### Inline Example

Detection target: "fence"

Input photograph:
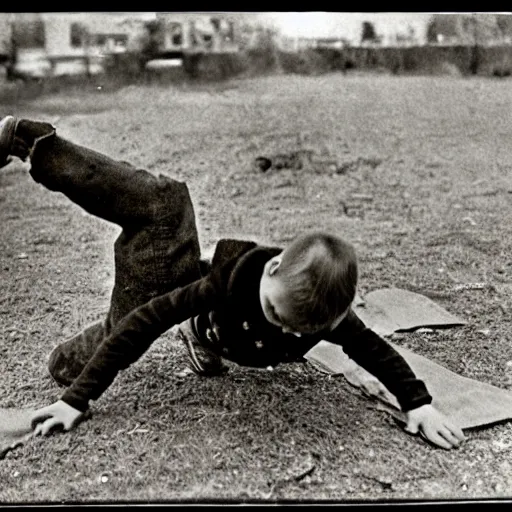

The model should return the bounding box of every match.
[172,43,512,79]
[317,44,512,76]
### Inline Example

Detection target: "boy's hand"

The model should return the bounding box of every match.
[405,404,466,449]
[30,400,84,436]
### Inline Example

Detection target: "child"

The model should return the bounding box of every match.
[0,116,465,450]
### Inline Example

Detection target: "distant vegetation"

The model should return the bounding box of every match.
[1,14,512,106]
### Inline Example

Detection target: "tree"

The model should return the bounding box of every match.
[361,21,377,43]
[426,20,438,43]
[496,13,512,40]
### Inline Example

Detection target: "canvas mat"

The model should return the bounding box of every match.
[305,288,512,430]
[0,407,36,460]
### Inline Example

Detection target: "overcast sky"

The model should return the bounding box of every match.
[18,12,510,40]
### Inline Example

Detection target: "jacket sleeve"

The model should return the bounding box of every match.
[324,309,432,412]
[211,239,258,268]
[60,275,220,412]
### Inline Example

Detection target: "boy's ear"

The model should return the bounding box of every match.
[268,255,282,276]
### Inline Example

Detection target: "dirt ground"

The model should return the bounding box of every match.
[0,72,512,504]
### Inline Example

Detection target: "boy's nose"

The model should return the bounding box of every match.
[281,327,301,337]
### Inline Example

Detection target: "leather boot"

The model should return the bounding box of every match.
[0,116,56,168]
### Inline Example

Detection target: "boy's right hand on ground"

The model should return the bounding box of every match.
[30,400,84,436]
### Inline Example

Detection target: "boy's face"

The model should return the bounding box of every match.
[259,255,302,336]
[259,255,350,336]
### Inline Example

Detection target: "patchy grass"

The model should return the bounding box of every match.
[1,73,512,503]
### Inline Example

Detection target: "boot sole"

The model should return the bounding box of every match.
[176,327,228,377]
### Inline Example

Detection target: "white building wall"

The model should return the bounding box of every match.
[0,13,14,55]
[41,14,80,57]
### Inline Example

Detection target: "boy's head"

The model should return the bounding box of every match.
[259,231,358,335]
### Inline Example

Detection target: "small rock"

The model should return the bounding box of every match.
[176,367,194,378]
[254,156,272,172]
[350,193,374,202]
[16,253,28,260]
[99,472,110,483]
[462,216,477,226]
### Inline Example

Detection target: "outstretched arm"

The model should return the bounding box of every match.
[31,275,220,435]
[326,309,465,449]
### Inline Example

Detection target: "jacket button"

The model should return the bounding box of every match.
[242,321,250,330]
[255,340,263,349]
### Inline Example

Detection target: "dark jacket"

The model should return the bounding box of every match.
[61,239,432,414]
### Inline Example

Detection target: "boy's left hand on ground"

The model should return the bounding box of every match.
[30,400,84,436]
[405,404,466,450]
